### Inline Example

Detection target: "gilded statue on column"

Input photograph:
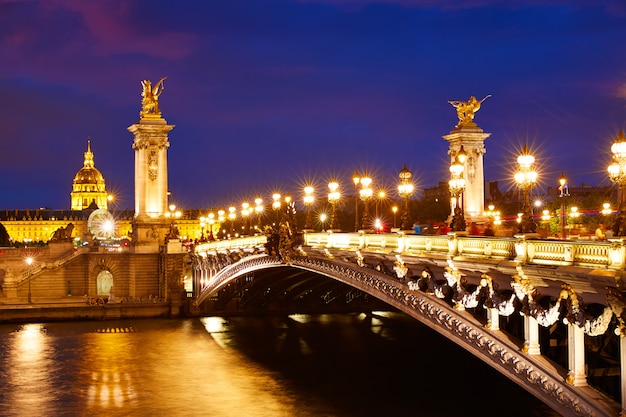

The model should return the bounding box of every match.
[448,94,491,128]
[140,77,166,117]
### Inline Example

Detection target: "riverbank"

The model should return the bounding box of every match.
[0,297,172,322]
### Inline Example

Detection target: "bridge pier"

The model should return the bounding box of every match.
[522,315,541,355]
[567,322,588,387]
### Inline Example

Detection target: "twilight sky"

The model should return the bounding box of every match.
[1,0,625,211]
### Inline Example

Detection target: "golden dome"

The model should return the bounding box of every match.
[74,166,104,184]
[71,139,108,210]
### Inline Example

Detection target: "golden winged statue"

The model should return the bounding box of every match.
[140,77,166,117]
[448,94,491,128]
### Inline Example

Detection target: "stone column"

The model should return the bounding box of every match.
[522,315,541,355]
[443,127,491,221]
[128,114,174,220]
[128,114,175,253]
[486,308,500,331]
[566,323,587,386]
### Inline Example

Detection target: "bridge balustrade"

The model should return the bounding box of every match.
[301,232,625,269]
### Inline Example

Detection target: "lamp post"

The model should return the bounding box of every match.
[514,146,538,234]
[303,185,315,230]
[320,213,327,231]
[608,130,626,236]
[26,256,33,304]
[272,193,281,225]
[392,206,398,229]
[228,206,236,237]
[328,179,340,231]
[165,204,182,239]
[397,164,414,230]
[541,209,551,235]
[217,209,225,239]
[359,173,373,230]
[375,190,386,219]
[241,202,250,235]
[353,170,361,232]
[207,212,215,240]
[199,216,206,240]
[558,172,569,238]
[254,197,263,231]
[569,206,580,236]
[449,148,467,232]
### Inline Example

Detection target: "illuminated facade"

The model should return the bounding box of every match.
[70,140,108,211]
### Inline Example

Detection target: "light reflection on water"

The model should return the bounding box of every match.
[0,315,560,417]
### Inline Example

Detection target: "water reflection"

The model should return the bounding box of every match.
[6,324,54,416]
[0,316,560,417]
[82,333,138,410]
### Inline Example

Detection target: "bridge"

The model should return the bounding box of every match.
[189,231,626,417]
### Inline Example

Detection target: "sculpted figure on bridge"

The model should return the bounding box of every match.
[448,94,491,128]
[140,77,166,117]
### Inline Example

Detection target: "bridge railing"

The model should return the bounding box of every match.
[189,231,625,269]
[194,235,268,253]
[303,231,626,269]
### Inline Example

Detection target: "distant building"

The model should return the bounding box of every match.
[70,140,109,211]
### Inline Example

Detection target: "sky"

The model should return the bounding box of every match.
[1,0,625,211]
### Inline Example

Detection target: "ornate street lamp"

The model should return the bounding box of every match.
[228,206,236,237]
[448,147,467,232]
[328,179,340,231]
[303,185,315,230]
[359,173,373,230]
[608,130,626,236]
[207,212,215,240]
[217,209,225,239]
[375,190,386,219]
[392,206,398,229]
[26,256,33,304]
[254,197,263,230]
[558,172,569,238]
[353,170,361,232]
[397,164,414,230]
[199,216,206,240]
[514,146,538,234]
[272,193,281,224]
[241,202,250,235]
[320,213,327,231]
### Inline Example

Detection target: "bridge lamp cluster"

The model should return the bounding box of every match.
[514,146,538,234]
[303,185,315,230]
[164,204,182,219]
[397,164,414,230]
[449,146,467,232]
[358,173,373,230]
[254,197,263,229]
[353,171,361,232]
[241,202,251,234]
[327,180,340,231]
[608,131,626,233]
[601,203,612,216]
[483,204,501,226]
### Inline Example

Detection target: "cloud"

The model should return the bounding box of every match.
[45,0,198,59]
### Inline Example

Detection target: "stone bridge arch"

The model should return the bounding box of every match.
[194,253,619,417]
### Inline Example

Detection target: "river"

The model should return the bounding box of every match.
[0,313,560,416]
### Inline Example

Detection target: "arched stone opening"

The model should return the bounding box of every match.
[96,269,114,296]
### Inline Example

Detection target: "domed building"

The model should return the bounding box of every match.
[71,140,108,210]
